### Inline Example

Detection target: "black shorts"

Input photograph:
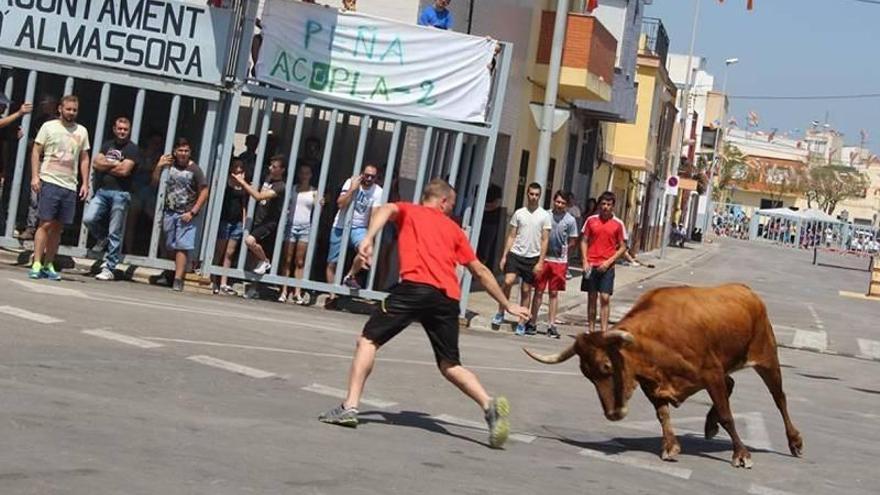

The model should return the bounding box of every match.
[504,253,538,285]
[362,281,461,366]
[38,181,76,225]
[581,267,615,295]
[249,221,278,242]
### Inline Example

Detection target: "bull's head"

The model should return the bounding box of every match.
[524,330,637,421]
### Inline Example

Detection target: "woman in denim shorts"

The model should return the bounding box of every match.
[279,164,318,304]
[212,160,247,294]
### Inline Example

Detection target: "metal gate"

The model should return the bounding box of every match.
[1,1,512,315]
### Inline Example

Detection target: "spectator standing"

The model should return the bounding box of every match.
[211,159,247,295]
[580,191,627,333]
[318,179,530,451]
[18,94,58,240]
[531,191,578,339]
[326,164,383,291]
[236,134,259,179]
[234,155,287,276]
[153,138,208,292]
[28,95,90,281]
[127,131,163,252]
[418,0,453,30]
[0,96,31,232]
[476,183,503,270]
[83,117,140,281]
[492,182,551,336]
[279,164,317,304]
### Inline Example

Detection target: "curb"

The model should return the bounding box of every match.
[466,245,717,333]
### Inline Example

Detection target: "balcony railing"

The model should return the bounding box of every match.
[641,17,669,67]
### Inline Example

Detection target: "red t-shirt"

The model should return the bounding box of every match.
[395,202,476,301]
[582,214,627,266]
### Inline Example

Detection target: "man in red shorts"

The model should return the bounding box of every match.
[531,191,579,338]
[580,191,628,333]
[318,179,530,449]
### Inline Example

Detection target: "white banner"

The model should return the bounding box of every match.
[256,0,497,123]
[0,0,232,86]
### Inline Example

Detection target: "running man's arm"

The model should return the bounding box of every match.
[534,228,549,272]
[0,102,31,129]
[466,259,530,320]
[580,235,590,270]
[356,203,399,262]
[109,158,136,177]
[92,153,114,172]
[599,237,628,272]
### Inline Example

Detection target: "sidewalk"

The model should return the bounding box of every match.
[466,241,718,332]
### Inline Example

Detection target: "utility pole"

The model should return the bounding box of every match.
[533,0,570,199]
[701,57,738,241]
[660,0,701,259]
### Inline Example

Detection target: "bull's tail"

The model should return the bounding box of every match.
[523,344,576,364]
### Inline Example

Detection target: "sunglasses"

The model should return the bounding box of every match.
[363,173,377,179]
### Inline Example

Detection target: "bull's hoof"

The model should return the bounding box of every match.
[789,434,804,457]
[731,450,753,469]
[660,442,681,461]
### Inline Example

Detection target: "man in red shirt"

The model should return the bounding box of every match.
[580,191,628,333]
[318,179,530,449]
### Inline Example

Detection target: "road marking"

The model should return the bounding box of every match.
[432,414,536,444]
[748,483,799,495]
[186,355,275,379]
[302,383,398,409]
[617,412,773,450]
[857,339,880,360]
[82,329,164,349]
[6,278,89,298]
[790,329,828,352]
[578,448,692,479]
[805,303,824,330]
[145,337,581,376]
[0,305,63,324]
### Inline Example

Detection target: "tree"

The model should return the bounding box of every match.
[804,166,870,215]
[714,143,746,201]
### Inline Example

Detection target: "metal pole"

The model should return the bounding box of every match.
[533,0,569,198]
[660,0,700,259]
[702,59,737,242]
[3,70,36,238]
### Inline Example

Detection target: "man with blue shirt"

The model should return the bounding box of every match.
[419,0,453,30]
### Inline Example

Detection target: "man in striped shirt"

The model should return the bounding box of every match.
[580,191,628,333]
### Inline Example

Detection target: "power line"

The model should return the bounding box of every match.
[730,93,880,101]
[852,0,880,5]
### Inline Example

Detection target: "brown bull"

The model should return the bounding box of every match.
[524,283,803,468]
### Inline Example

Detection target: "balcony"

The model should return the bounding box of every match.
[532,11,617,102]
[640,17,669,67]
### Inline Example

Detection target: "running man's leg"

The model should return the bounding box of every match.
[548,290,559,326]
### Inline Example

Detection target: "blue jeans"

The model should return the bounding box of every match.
[83,189,130,270]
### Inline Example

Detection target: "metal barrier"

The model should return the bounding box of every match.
[0,65,223,272]
[1,0,513,316]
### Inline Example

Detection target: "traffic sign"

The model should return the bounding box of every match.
[666,175,680,196]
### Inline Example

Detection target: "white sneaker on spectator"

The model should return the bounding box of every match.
[95,268,114,281]
[253,260,271,275]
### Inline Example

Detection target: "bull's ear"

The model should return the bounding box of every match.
[605,329,635,347]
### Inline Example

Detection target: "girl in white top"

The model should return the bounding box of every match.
[279,164,318,304]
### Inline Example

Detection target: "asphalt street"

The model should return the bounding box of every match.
[1,239,878,494]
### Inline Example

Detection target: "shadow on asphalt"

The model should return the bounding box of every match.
[358,410,489,448]
[543,425,787,465]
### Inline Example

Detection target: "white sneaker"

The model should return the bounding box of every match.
[95,268,114,281]
[253,260,271,275]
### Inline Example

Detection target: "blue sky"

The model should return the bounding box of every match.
[646,0,880,153]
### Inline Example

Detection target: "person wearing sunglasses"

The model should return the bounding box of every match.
[326,164,383,296]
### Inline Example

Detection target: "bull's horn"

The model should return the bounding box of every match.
[522,344,576,364]
[605,330,635,345]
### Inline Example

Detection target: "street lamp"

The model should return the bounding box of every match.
[700,56,740,242]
